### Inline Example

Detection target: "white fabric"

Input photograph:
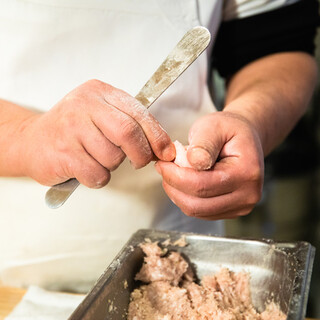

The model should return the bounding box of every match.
[0,0,223,293]
[4,286,84,320]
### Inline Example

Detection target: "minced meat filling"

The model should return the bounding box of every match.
[127,242,286,320]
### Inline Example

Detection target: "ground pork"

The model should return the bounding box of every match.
[127,242,286,320]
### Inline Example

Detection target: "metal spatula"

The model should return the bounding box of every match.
[45,26,211,209]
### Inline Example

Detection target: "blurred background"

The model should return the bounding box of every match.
[213,23,320,318]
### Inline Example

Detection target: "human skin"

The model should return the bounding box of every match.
[0,79,175,187]
[155,52,318,220]
[0,53,317,220]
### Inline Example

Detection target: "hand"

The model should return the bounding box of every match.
[155,111,264,220]
[18,80,175,187]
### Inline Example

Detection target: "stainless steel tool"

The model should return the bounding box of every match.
[45,26,211,209]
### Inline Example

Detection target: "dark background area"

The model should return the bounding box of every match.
[222,25,320,318]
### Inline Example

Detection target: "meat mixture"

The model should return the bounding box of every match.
[127,242,286,320]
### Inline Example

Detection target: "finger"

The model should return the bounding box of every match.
[155,160,234,198]
[91,99,154,169]
[79,120,126,171]
[187,115,225,170]
[103,84,175,161]
[62,145,111,189]
[162,181,256,220]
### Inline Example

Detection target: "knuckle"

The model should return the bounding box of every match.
[120,118,141,140]
[247,190,262,207]
[130,154,153,169]
[61,111,78,130]
[55,138,70,155]
[86,78,104,88]
[150,130,165,144]
[237,207,253,217]
[63,91,83,105]
[78,79,107,97]
[151,132,171,154]
[163,174,175,188]
[108,152,126,171]
[182,205,198,218]
[242,161,263,183]
[132,100,146,112]
[193,180,209,197]
[141,155,153,167]
[63,92,90,114]
[249,166,262,183]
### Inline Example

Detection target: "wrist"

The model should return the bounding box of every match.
[223,97,270,157]
[0,110,40,177]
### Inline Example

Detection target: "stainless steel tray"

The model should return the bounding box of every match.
[69,229,315,320]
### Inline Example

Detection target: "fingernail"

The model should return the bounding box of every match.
[94,174,110,188]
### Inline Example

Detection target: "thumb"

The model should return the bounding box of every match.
[187,115,223,171]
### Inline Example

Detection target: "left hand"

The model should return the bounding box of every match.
[155,111,264,220]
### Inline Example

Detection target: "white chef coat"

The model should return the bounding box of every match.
[0,0,299,292]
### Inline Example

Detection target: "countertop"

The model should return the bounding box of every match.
[0,286,317,320]
[0,287,25,319]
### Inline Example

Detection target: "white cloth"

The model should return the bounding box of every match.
[4,286,84,320]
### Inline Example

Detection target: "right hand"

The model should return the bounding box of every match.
[18,79,175,187]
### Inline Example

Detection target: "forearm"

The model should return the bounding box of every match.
[0,99,39,176]
[224,52,318,156]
